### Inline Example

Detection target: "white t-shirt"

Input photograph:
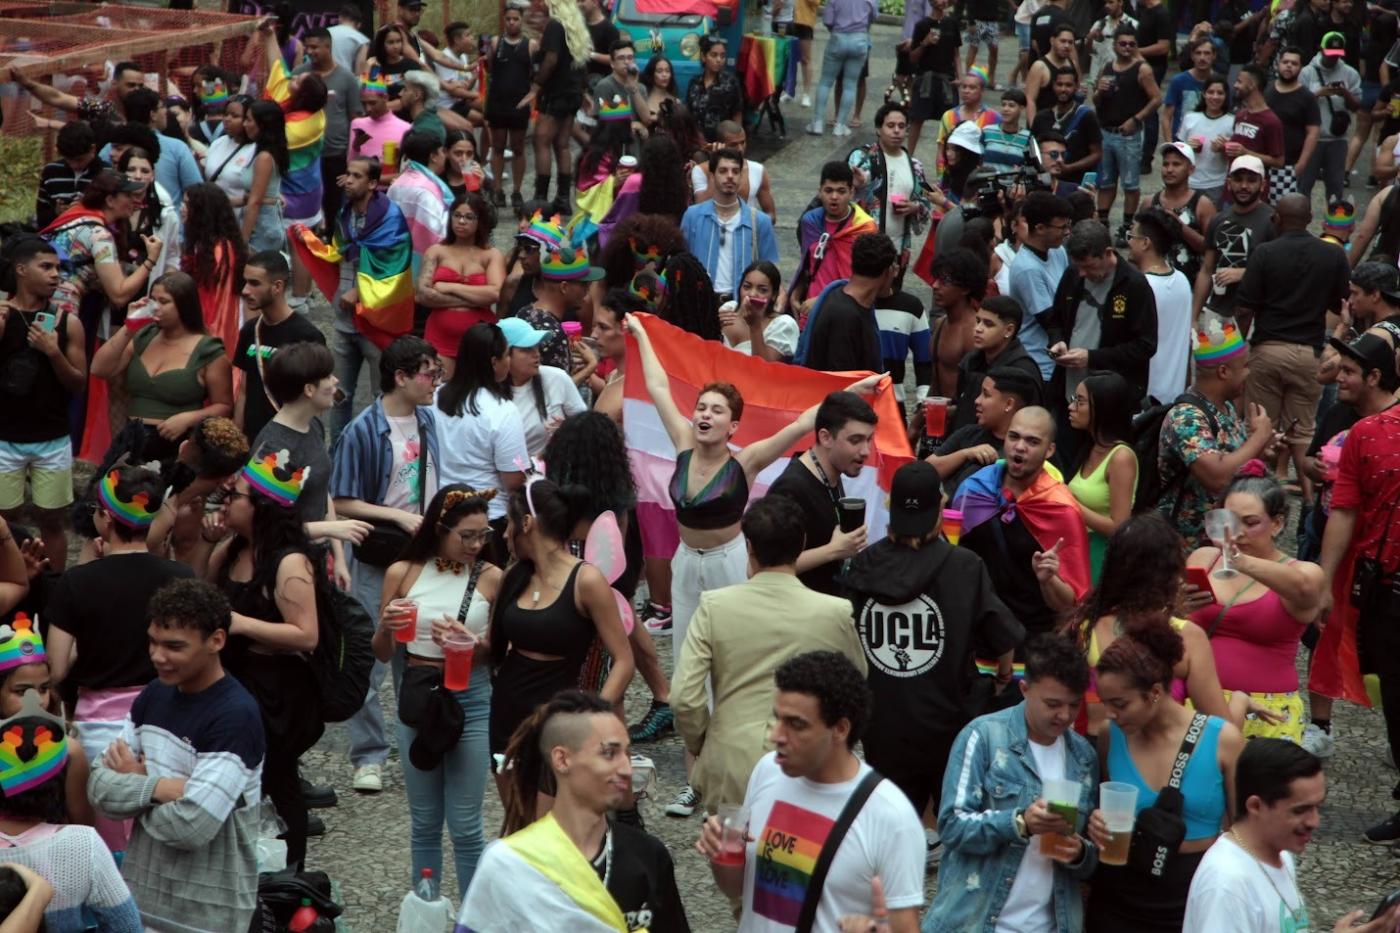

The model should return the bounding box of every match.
[1179,112,1236,191]
[432,49,478,111]
[995,737,1066,933]
[434,387,529,520]
[328,23,369,74]
[204,136,256,206]
[510,365,587,457]
[1184,836,1310,933]
[1145,267,1193,404]
[883,151,915,243]
[383,414,437,511]
[1014,0,1043,25]
[738,753,925,933]
[714,211,743,294]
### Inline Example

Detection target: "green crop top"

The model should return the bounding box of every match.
[124,326,226,421]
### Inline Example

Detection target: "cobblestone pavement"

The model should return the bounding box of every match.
[291,21,1398,930]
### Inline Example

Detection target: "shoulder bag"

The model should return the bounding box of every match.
[353,419,429,567]
[1127,712,1208,877]
[793,770,885,933]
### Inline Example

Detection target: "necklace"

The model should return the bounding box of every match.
[1226,830,1308,927]
[590,827,614,887]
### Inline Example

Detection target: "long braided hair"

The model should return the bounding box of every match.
[500,690,616,834]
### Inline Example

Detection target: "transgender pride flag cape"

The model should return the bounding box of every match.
[264,59,326,224]
[623,314,912,540]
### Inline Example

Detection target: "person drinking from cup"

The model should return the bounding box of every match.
[372,485,501,899]
[1084,618,1243,933]
[924,634,1098,933]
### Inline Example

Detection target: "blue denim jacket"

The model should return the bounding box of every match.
[679,199,780,295]
[923,703,1099,933]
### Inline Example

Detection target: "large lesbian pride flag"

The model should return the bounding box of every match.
[623,314,912,540]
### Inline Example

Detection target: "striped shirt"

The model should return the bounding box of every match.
[35,158,106,229]
[981,126,1034,169]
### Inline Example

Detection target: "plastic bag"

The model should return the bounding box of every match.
[396,890,453,932]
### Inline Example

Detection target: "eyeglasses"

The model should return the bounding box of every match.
[411,365,444,383]
[1125,231,1149,242]
[440,524,494,546]
[452,212,477,222]
[1068,396,1088,408]
[1044,150,1066,160]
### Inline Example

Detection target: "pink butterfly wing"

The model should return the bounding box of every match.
[584,511,626,585]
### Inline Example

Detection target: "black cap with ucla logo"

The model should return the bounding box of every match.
[888,460,944,537]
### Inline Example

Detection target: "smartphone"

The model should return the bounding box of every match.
[1185,566,1215,601]
[33,312,56,333]
[1081,171,1097,189]
[1371,889,1400,921]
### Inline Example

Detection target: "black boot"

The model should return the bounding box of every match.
[533,173,551,203]
[554,173,574,216]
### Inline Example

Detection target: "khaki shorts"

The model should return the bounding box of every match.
[1246,341,1323,446]
[0,437,74,511]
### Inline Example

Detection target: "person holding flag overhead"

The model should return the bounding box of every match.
[957,407,1092,649]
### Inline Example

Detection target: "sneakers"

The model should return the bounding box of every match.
[1300,723,1334,759]
[806,119,824,136]
[351,763,383,794]
[1113,222,1130,250]
[665,784,700,818]
[1365,813,1400,845]
[925,827,943,872]
[492,188,506,207]
[628,700,675,743]
[833,123,852,138]
[641,601,672,633]
[801,93,812,108]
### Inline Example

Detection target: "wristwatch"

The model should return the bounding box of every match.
[1013,808,1029,840]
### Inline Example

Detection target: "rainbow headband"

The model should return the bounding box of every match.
[518,211,565,250]
[0,692,69,797]
[599,94,633,122]
[628,237,666,270]
[541,246,590,281]
[1194,321,1247,365]
[1325,201,1355,231]
[967,65,989,87]
[360,68,388,97]
[200,79,230,108]
[0,616,44,674]
[241,449,307,507]
[98,469,159,529]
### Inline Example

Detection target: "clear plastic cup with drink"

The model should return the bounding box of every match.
[1039,777,1081,861]
[441,630,476,691]
[1098,781,1139,866]
[389,598,419,644]
[712,804,749,867]
[924,396,950,438]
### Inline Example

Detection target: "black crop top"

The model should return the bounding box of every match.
[668,449,750,530]
[499,562,595,658]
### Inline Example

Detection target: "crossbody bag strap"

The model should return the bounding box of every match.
[253,316,281,415]
[208,142,251,184]
[456,559,486,623]
[1165,713,1208,793]
[413,416,429,516]
[794,770,884,933]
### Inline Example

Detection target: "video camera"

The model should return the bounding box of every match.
[963,138,1053,220]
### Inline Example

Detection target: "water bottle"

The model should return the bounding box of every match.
[396,867,452,932]
[288,898,319,932]
[416,868,436,902]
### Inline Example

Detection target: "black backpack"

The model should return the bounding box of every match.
[1131,391,1219,519]
[310,585,375,724]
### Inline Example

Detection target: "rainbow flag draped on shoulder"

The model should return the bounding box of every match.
[289,190,414,348]
[264,59,326,223]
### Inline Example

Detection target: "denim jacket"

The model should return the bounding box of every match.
[924,702,1099,933]
[679,199,780,295]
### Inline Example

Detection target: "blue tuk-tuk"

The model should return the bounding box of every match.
[611,0,748,94]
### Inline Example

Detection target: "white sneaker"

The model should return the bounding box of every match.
[351,763,383,793]
[1300,723,1335,759]
[925,827,943,871]
[806,120,824,136]
[503,148,514,160]
[665,784,700,817]
[833,123,852,137]
[801,93,812,108]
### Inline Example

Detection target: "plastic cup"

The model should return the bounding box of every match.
[712,803,748,866]
[1040,777,1081,861]
[1098,781,1139,866]
[924,397,950,437]
[442,631,476,691]
[941,508,963,546]
[837,497,866,533]
[464,171,482,192]
[390,598,418,644]
[561,320,584,343]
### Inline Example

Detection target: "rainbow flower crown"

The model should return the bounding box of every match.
[0,691,69,797]
[0,615,44,674]
[200,79,229,108]
[360,67,388,97]
[1194,320,1247,365]
[628,270,666,309]
[98,469,160,529]
[241,448,308,507]
[599,94,633,122]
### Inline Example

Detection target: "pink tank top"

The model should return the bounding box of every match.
[1190,569,1306,695]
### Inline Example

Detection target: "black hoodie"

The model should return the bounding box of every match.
[840,537,1023,751]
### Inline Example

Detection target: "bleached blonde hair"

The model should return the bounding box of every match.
[546,0,593,70]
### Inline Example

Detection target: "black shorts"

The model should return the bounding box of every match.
[486,108,530,131]
[896,46,915,76]
[539,90,583,119]
[788,22,814,40]
[862,729,960,817]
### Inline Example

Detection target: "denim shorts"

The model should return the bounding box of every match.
[1099,128,1143,190]
[1016,21,1031,49]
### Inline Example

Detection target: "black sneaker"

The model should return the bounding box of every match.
[299,777,337,810]
[628,700,675,743]
[1364,813,1400,844]
[641,601,673,634]
[1369,175,1380,189]
[306,813,327,838]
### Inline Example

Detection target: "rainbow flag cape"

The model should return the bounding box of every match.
[289,191,414,347]
[957,461,1092,603]
[623,313,912,541]
[739,34,798,103]
[795,204,878,299]
[265,59,327,223]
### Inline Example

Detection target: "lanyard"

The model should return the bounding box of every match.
[809,449,842,521]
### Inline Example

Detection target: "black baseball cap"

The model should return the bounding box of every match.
[1328,333,1399,389]
[888,461,943,537]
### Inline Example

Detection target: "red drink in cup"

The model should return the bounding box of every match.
[712,804,748,866]
[924,397,950,437]
[464,170,482,193]
[442,631,476,691]
[390,598,418,644]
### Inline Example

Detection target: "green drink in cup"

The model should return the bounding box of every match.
[1040,777,1081,861]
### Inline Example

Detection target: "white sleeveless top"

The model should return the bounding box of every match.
[404,561,491,659]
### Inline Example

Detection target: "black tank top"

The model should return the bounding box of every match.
[499,562,595,660]
[1097,60,1151,128]
[1375,186,1400,265]
[487,36,533,113]
[0,307,69,443]
[508,272,537,316]
[1036,55,1079,113]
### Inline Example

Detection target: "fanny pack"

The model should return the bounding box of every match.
[354,431,428,568]
[1127,712,1207,878]
[397,561,483,769]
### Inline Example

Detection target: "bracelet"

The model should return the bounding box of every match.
[142,260,155,270]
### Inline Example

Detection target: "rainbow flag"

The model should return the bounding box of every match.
[751,800,834,924]
[264,59,327,223]
[739,34,798,103]
[289,191,415,347]
[623,313,911,541]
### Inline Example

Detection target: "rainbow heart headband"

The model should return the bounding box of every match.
[541,246,590,280]
[1194,320,1247,365]
[1325,201,1355,230]
[98,469,160,529]
[201,79,229,108]
[241,449,307,507]
[628,270,666,309]
[0,615,44,674]
[599,95,633,122]
[628,237,665,270]
[0,692,68,797]
[360,68,388,97]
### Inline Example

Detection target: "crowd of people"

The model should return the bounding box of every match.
[4,0,1400,929]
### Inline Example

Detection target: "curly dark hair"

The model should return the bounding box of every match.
[189,416,250,479]
[542,412,637,519]
[658,251,720,341]
[1096,617,1185,692]
[1072,512,1183,650]
[149,578,232,638]
[288,71,328,114]
[600,213,687,288]
[1023,633,1091,693]
[400,484,493,565]
[930,246,989,303]
[652,98,706,162]
[637,134,690,224]
[774,651,872,748]
[445,191,495,248]
[181,182,246,289]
